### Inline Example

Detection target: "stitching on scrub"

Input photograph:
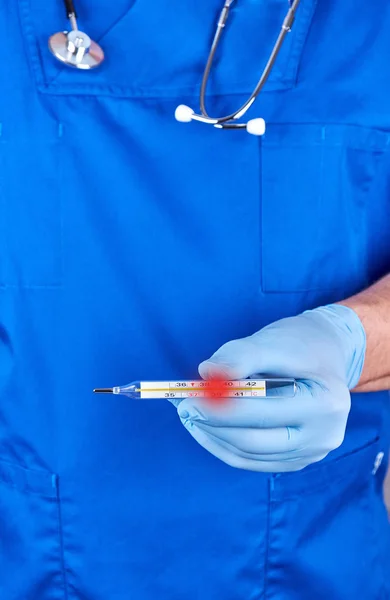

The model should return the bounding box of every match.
[314,128,325,269]
[38,80,294,98]
[18,0,46,89]
[0,284,63,290]
[291,0,319,85]
[58,125,65,289]
[37,88,270,99]
[367,476,387,597]
[55,478,70,600]
[262,143,388,151]
[258,138,264,294]
[0,133,5,287]
[284,0,318,86]
[263,479,272,600]
[262,141,390,151]
[0,137,10,286]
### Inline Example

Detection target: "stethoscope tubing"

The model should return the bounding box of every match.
[195,0,301,126]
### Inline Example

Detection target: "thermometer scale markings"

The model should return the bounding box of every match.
[138,380,266,398]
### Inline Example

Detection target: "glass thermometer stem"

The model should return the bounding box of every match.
[93,379,296,400]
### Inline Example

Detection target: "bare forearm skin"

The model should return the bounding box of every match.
[339,275,390,392]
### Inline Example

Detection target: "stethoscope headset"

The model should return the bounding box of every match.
[49,0,301,135]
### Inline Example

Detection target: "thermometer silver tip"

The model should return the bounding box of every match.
[93,388,114,394]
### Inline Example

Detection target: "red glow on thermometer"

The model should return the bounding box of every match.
[202,376,232,405]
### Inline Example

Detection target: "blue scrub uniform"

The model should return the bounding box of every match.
[1,1,390,598]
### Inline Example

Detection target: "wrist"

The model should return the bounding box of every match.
[309,304,367,389]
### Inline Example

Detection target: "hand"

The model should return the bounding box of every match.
[173,305,366,472]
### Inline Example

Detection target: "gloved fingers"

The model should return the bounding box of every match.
[177,396,309,428]
[198,334,321,382]
[192,422,301,455]
[193,423,315,462]
[182,423,311,472]
[198,338,262,380]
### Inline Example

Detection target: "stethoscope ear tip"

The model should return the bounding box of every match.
[175,105,195,123]
[246,118,266,136]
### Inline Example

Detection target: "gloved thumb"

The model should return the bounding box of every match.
[198,338,260,381]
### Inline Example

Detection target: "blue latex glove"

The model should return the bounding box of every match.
[174,305,366,472]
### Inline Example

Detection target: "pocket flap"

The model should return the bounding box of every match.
[18,0,318,97]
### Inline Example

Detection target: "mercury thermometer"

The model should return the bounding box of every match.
[93,379,296,400]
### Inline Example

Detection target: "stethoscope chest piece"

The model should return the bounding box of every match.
[49,29,104,69]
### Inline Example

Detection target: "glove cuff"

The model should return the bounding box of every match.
[314,304,367,389]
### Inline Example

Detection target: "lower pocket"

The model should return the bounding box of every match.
[260,124,390,294]
[0,459,66,600]
[265,439,388,600]
[369,458,390,600]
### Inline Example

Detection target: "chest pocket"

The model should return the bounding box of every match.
[18,0,317,97]
[260,124,390,295]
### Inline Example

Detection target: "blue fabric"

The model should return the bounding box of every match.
[0,0,389,598]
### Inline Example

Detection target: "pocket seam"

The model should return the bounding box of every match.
[0,135,64,289]
[0,457,58,498]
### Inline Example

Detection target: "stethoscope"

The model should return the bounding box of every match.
[49,0,104,69]
[49,0,301,135]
